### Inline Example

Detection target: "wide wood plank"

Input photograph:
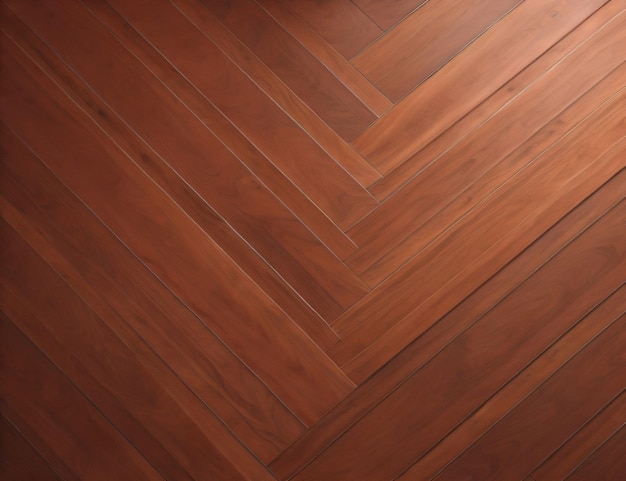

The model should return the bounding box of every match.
[278,0,382,59]
[564,424,626,481]
[0,415,62,481]
[269,169,626,480]
[533,392,626,481]
[352,0,608,172]
[432,313,626,481]
[0,313,166,481]
[331,92,626,375]
[348,23,626,283]
[350,0,427,30]
[0,124,305,462]
[0,38,355,425]
[2,0,370,323]
[369,0,626,200]
[184,0,376,140]
[95,0,378,227]
[292,199,626,481]
[353,0,522,102]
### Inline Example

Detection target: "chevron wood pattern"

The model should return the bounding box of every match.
[1,0,625,480]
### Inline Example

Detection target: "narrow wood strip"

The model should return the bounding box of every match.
[0,415,63,481]
[1,1,369,322]
[257,0,392,116]
[564,424,626,481]
[0,124,305,461]
[533,392,626,480]
[352,0,609,172]
[399,287,626,481]
[169,0,382,186]
[369,0,626,200]
[330,91,626,369]
[350,0,428,30]
[278,0,382,59]
[342,135,626,383]
[0,8,344,343]
[432,314,626,481]
[98,0,378,228]
[0,39,355,424]
[292,200,626,481]
[352,0,522,102]
[0,312,166,481]
[269,170,626,479]
[349,36,626,285]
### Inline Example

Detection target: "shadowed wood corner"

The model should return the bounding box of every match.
[1,0,625,480]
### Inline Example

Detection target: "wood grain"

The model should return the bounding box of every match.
[350,0,428,30]
[352,0,609,172]
[564,424,626,481]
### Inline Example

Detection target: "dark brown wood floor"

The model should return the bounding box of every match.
[1,0,625,479]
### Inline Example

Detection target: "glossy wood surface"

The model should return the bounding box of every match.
[1,0,624,479]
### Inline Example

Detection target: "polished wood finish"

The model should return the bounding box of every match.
[1,0,624,479]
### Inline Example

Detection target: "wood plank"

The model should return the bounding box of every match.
[269,169,626,480]
[432,314,626,481]
[399,287,626,481]
[369,0,626,200]
[533,392,626,481]
[257,0,392,116]
[564,424,626,481]
[0,313,166,481]
[0,37,355,425]
[350,0,427,30]
[167,0,382,187]
[352,0,608,172]
[93,0,379,227]
[330,91,626,375]
[347,25,626,284]
[0,222,259,481]
[0,415,62,481]
[278,0,382,59]
[1,1,370,323]
[291,199,626,481]
[179,0,377,141]
[0,124,305,462]
[352,0,522,102]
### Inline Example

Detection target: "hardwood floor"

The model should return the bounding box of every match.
[0,1,624,480]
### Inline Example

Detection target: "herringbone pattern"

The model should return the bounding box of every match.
[1,1,625,480]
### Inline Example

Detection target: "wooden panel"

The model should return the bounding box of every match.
[183,0,376,140]
[432,313,626,481]
[350,0,427,30]
[0,415,61,481]
[369,0,626,199]
[0,313,166,481]
[564,425,626,481]
[278,0,382,58]
[353,0,522,102]
[2,0,370,323]
[347,21,626,283]
[291,199,626,481]
[96,0,379,227]
[0,124,305,462]
[533,392,626,481]
[331,93,626,376]
[0,39,355,425]
[257,0,392,116]
[269,169,626,480]
[352,0,608,172]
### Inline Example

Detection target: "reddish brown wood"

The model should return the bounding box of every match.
[278,0,382,59]
[292,200,626,481]
[352,0,609,172]
[564,424,626,481]
[350,0,428,30]
[533,392,626,481]
[0,415,62,481]
[269,169,626,480]
[0,38,355,425]
[353,0,522,102]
